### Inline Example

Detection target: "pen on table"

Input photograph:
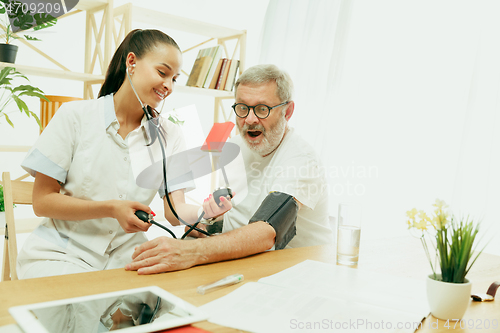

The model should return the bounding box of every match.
[197,274,244,295]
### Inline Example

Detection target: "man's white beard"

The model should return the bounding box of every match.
[239,115,287,156]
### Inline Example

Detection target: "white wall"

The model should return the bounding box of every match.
[328,0,499,255]
[257,0,499,256]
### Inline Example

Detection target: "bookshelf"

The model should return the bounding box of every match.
[0,0,246,124]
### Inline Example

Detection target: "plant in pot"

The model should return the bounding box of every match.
[0,66,48,127]
[406,199,484,320]
[0,0,57,63]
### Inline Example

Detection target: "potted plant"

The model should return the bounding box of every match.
[406,199,484,320]
[0,66,48,127]
[0,0,57,63]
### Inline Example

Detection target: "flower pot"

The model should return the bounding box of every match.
[426,274,471,320]
[0,44,18,64]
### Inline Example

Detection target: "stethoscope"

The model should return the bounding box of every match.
[125,65,212,239]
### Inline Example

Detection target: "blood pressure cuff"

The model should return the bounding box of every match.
[249,191,298,250]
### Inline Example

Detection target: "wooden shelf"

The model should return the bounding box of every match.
[128,6,245,39]
[0,64,235,97]
[75,0,109,11]
[0,62,104,82]
[175,85,234,98]
[0,61,234,97]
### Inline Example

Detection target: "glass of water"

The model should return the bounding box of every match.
[336,203,362,266]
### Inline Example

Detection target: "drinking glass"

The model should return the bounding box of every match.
[336,203,362,266]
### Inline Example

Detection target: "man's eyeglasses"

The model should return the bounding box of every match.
[232,101,289,119]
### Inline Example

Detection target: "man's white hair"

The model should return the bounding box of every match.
[235,64,294,103]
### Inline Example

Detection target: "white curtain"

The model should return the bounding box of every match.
[259,0,499,255]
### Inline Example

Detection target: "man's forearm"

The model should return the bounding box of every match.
[127,221,277,274]
[194,221,276,265]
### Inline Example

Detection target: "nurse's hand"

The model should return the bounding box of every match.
[201,192,234,219]
[111,200,152,233]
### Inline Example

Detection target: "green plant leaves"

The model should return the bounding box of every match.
[408,199,484,283]
[33,13,56,30]
[0,0,58,43]
[433,217,483,283]
[23,34,39,41]
[0,66,45,128]
[12,12,33,31]
[0,184,4,212]
[1,112,14,127]
[168,114,185,125]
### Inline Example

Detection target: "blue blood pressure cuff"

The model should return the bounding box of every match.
[249,191,298,250]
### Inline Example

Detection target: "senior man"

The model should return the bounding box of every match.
[126,64,332,274]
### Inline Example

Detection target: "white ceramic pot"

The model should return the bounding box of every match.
[426,274,471,320]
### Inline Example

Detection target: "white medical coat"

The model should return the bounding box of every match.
[18,94,194,277]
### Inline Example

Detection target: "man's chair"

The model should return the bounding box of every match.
[1,172,35,281]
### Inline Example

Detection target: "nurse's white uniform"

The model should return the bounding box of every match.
[18,94,194,279]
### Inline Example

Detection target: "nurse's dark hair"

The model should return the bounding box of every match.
[98,29,181,98]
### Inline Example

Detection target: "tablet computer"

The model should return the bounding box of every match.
[9,286,208,333]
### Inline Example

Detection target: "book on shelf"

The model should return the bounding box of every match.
[224,60,240,91]
[202,45,222,88]
[214,58,229,90]
[186,47,211,87]
[217,59,232,90]
[186,45,224,88]
[208,58,224,89]
[194,56,212,88]
[185,49,205,87]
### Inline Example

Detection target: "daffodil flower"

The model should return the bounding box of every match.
[433,214,449,230]
[406,208,418,219]
[415,219,428,231]
[407,220,414,229]
[418,210,431,222]
[432,198,448,210]
[405,199,482,283]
